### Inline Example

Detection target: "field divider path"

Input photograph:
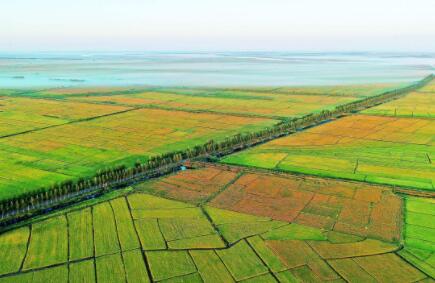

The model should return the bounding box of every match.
[0,121,77,139]
[196,162,435,200]
[134,103,287,120]
[274,153,290,169]
[0,74,433,228]
[70,97,290,120]
[284,130,433,147]
[125,195,155,283]
[201,171,245,205]
[361,112,435,121]
[395,248,434,279]
[193,161,435,198]
[353,159,359,174]
[304,240,344,280]
[245,238,281,282]
[18,225,32,273]
[0,248,143,280]
[5,90,290,120]
[108,202,128,281]
[65,212,71,280]
[3,185,427,282]
[0,106,139,139]
[90,206,98,283]
[199,206,230,247]
[156,218,169,250]
[0,234,417,281]
[186,252,200,277]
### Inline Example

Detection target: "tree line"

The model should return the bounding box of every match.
[0,74,433,223]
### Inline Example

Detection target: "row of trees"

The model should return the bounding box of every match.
[336,74,434,113]
[0,74,433,222]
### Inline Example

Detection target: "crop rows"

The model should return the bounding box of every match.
[0,107,277,200]
[0,165,433,282]
[0,96,130,137]
[134,166,241,204]
[399,197,435,278]
[223,114,435,191]
[363,80,435,118]
[64,83,403,120]
[0,77,430,207]
[0,79,434,282]
[141,165,404,242]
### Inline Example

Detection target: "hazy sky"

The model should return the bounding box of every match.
[1,0,434,51]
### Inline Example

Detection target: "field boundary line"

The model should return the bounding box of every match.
[1,74,432,228]
[108,202,128,282]
[197,162,435,198]
[18,225,32,272]
[125,195,154,283]
[358,112,435,121]
[245,238,281,282]
[152,271,198,282]
[165,232,221,244]
[353,159,359,174]
[9,91,288,120]
[395,249,435,279]
[0,245,147,280]
[136,103,287,120]
[90,206,98,283]
[202,171,245,205]
[0,106,139,139]
[305,240,402,261]
[200,206,230,247]
[286,128,433,147]
[65,212,71,281]
[156,218,169,250]
[304,240,345,281]
[274,153,290,169]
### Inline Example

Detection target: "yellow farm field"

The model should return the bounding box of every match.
[223,115,435,191]
[68,83,402,119]
[0,96,130,137]
[0,108,277,200]
[363,91,435,118]
[0,189,430,282]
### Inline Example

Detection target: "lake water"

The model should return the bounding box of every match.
[0,52,434,88]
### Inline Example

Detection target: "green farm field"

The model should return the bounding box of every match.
[0,106,276,200]
[399,197,435,278]
[2,83,402,120]
[1,1,435,281]
[1,77,435,283]
[1,164,432,282]
[222,114,435,191]
[0,83,403,201]
[0,96,130,137]
[63,83,402,119]
[362,80,435,118]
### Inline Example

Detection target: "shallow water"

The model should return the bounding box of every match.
[0,52,434,88]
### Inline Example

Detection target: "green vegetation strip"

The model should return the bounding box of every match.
[1,75,432,226]
[67,208,94,261]
[23,216,68,270]
[110,198,140,251]
[96,253,126,283]
[0,191,433,282]
[0,227,29,275]
[69,260,96,283]
[92,203,120,256]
